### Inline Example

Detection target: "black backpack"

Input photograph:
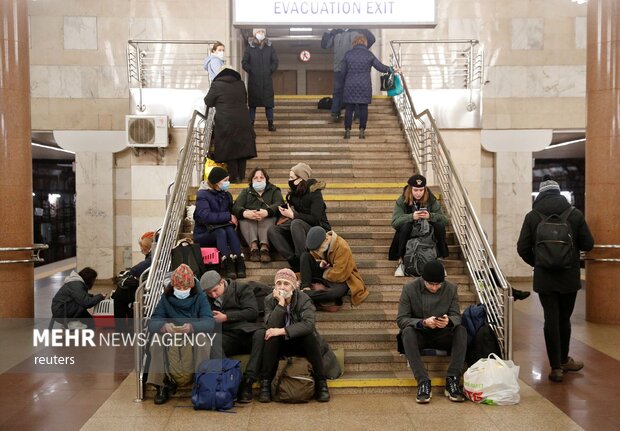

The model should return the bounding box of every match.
[533,207,575,270]
[317,97,332,110]
[403,221,437,277]
[170,240,207,278]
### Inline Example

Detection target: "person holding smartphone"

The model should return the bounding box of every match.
[396,260,467,403]
[389,174,450,277]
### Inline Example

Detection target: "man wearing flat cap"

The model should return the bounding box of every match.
[396,260,467,404]
[200,270,266,403]
[300,226,368,310]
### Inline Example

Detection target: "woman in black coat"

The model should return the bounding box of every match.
[242,28,279,132]
[205,67,257,184]
[517,176,594,382]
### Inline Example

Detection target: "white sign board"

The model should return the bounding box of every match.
[233,0,437,27]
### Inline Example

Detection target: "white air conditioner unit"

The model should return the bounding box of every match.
[125,115,169,148]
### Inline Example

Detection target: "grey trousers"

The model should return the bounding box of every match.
[239,218,275,246]
[267,218,312,261]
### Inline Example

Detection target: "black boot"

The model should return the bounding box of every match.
[359,128,365,139]
[237,377,255,403]
[268,121,276,132]
[344,129,351,139]
[315,379,330,402]
[223,255,236,280]
[258,379,272,403]
[153,385,170,405]
[235,254,247,279]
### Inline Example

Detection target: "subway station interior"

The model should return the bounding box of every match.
[1,0,619,429]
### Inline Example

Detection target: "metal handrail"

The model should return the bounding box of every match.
[0,244,49,264]
[389,41,512,359]
[582,244,620,262]
[133,109,213,401]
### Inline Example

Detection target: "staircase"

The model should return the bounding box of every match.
[190,96,479,393]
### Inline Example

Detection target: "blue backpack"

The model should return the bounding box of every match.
[191,358,242,411]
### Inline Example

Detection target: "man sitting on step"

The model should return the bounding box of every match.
[396,260,467,403]
[200,270,266,403]
[300,226,369,311]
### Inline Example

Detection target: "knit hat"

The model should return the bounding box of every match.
[141,231,155,240]
[208,166,229,185]
[253,28,266,36]
[408,174,426,188]
[539,175,560,193]
[200,270,222,291]
[274,268,298,288]
[422,260,445,283]
[291,163,312,181]
[171,264,195,289]
[306,226,327,250]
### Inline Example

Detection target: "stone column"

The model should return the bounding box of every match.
[0,0,34,318]
[585,0,620,324]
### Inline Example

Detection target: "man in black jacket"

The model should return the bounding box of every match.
[517,175,594,382]
[396,260,467,404]
[200,270,265,403]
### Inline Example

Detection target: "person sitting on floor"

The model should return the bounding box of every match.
[147,264,214,405]
[200,270,266,403]
[194,166,246,279]
[232,167,284,263]
[51,267,105,330]
[396,260,467,404]
[300,226,368,311]
[258,268,331,403]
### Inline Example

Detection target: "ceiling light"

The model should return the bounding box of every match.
[290,27,312,32]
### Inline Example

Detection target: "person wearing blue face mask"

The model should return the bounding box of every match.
[194,167,246,279]
[147,264,214,405]
[232,167,284,263]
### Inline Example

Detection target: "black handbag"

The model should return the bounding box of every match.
[206,222,232,233]
[380,70,395,91]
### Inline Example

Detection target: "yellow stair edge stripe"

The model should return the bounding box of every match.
[327,377,445,388]
[274,95,390,100]
[220,183,404,189]
[188,194,398,202]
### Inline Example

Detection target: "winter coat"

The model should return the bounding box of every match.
[204,68,257,164]
[342,44,391,105]
[51,271,104,318]
[148,288,214,334]
[321,29,376,72]
[203,54,225,82]
[517,190,594,294]
[391,188,448,228]
[310,231,368,305]
[129,252,151,277]
[206,279,264,333]
[242,38,279,108]
[264,289,341,378]
[287,179,331,230]
[193,182,235,246]
[232,182,284,219]
[396,277,462,330]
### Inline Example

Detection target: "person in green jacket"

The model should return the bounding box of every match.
[232,167,284,263]
[389,174,449,276]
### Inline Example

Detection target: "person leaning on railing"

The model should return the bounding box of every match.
[232,167,284,263]
[389,174,449,277]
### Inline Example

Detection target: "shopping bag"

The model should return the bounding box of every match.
[463,353,520,405]
[387,74,403,97]
[204,157,227,182]
[380,71,395,91]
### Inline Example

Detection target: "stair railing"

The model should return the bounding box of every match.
[133,108,214,401]
[389,41,513,360]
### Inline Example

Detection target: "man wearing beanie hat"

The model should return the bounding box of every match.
[146,263,214,405]
[268,163,330,272]
[194,165,247,280]
[199,270,266,403]
[258,268,334,403]
[389,173,450,277]
[517,175,593,383]
[299,226,368,310]
[396,260,467,403]
[243,27,278,131]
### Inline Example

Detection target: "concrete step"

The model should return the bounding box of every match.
[255,138,407,146]
[254,153,411,162]
[254,126,402,136]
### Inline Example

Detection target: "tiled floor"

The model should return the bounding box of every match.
[0,268,618,430]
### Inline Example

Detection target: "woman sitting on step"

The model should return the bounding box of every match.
[194,166,246,279]
[232,167,284,263]
[267,162,331,272]
[389,174,450,277]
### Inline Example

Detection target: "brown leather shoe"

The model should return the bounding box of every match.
[259,247,271,263]
[548,369,563,382]
[561,357,584,372]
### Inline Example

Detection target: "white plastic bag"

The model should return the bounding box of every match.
[463,353,520,405]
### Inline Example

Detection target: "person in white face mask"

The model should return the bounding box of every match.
[242,28,279,131]
[203,41,226,82]
[232,167,284,263]
[146,264,215,405]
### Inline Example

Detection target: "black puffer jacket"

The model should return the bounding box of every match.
[51,271,104,318]
[517,190,594,294]
[242,38,278,108]
[287,179,331,230]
